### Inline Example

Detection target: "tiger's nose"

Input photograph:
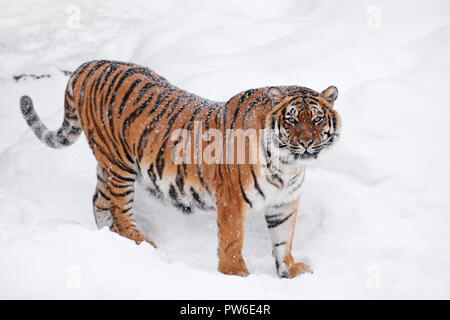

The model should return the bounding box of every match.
[299,138,313,149]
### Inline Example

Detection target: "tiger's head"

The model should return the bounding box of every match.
[266,86,341,162]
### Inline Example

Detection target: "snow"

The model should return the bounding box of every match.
[1,0,450,299]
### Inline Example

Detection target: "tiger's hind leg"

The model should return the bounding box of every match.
[93,166,114,229]
[99,164,156,247]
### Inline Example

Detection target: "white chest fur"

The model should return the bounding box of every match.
[246,164,306,212]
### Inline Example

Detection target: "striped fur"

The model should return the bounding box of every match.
[20,60,341,278]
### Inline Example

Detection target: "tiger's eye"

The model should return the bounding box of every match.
[312,116,323,124]
[285,116,296,125]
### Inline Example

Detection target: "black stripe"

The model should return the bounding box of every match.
[241,95,270,126]
[178,105,202,165]
[94,206,110,211]
[103,69,125,142]
[238,168,252,208]
[122,93,155,139]
[266,211,295,229]
[147,163,163,199]
[136,89,175,160]
[266,175,282,189]
[161,98,195,140]
[71,61,92,89]
[155,146,166,179]
[98,63,119,92]
[93,139,134,174]
[109,188,133,198]
[269,202,288,209]
[230,89,257,130]
[190,187,209,210]
[222,98,230,130]
[122,206,132,213]
[265,213,282,219]
[98,189,111,201]
[133,82,156,105]
[193,111,212,195]
[92,63,110,108]
[176,166,185,194]
[106,169,136,182]
[118,78,144,118]
[150,98,172,129]
[169,184,192,214]
[250,165,265,199]
[109,181,133,189]
[272,173,284,187]
[166,93,187,118]
[204,106,216,139]
[289,176,304,193]
[288,170,303,187]
[187,104,203,131]
[148,89,175,117]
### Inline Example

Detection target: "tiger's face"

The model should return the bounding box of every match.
[268,86,341,161]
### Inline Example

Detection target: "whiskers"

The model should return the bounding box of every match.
[271,128,339,162]
[312,132,339,150]
[288,143,318,160]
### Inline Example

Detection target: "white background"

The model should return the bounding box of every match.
[0,0,449,299]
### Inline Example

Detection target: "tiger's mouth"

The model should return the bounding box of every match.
[292,150,318,160]
[288,142,321,160]
[287,131,339,161]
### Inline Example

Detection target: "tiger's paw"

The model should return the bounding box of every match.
[129,232,157,248]
[282,262,313,278]
[218,261,249,277]
[135,235,157,248]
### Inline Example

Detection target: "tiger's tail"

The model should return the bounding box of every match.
[20,82,82,149]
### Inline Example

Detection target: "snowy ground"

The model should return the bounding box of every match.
[1,0,449,299]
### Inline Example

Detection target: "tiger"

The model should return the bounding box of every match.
[20,60,341,278]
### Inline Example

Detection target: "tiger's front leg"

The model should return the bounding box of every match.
[265,199,312,278]
[216,193,249,277]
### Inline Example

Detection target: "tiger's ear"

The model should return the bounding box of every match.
[268,87,285,107]
[320,86,338,106]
